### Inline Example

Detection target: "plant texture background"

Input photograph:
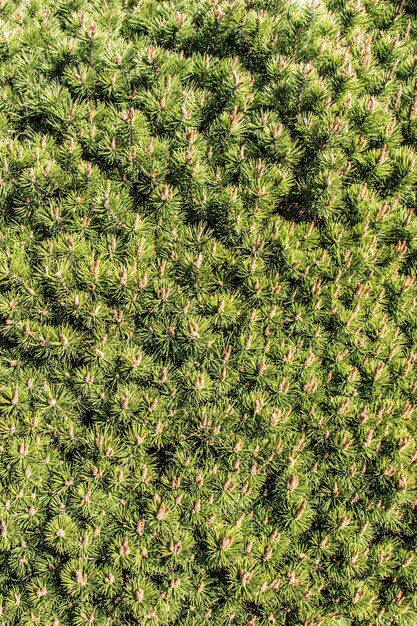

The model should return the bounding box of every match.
[0,0,417,624]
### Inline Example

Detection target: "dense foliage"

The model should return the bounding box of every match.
[0,0,417,624]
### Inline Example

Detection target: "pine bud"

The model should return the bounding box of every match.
[287,475,299,491]
[240,570,254,586]
[135,589,144,602]
[287,571,301,586]
[119,539,130,556]
[295,498,307,520]
[219,535,234,551]
[75,570,88,585]
[0,521,7,538]
[156,503,169,521]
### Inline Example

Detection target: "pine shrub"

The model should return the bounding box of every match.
[0,0,417,624]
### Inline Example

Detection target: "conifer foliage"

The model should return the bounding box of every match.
[0,0,417,624]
